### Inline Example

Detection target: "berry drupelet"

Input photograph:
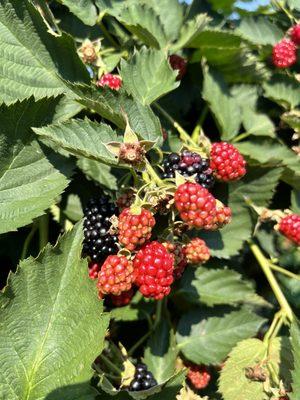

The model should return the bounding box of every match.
[161,150,215,189]
[129,363,157,391]
[82,196,119,264]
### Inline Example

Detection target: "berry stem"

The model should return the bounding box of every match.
[97,19,120,49]
[39,213,49,251]
[21,221,38,260]
[271,0,296,22]
[145,160,164,187]
[98,354,123,375]
[269,263,300,281]
[263,310,283,343]
[153,103,198,147]
[191,105,208,142]
[232,132,251,143]
[249,241,293,322]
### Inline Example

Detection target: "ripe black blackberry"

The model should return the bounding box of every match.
[161,150,215,189]
[129,363,157,391]
[82,196,119,263]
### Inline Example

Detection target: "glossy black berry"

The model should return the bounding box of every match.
[82,195,119,263]
[161,151,215,189]
[129,363,157,392]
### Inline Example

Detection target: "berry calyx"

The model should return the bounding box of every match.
[88,262,101,279]
[162,150,215,189]
[290,24,300,45]
[183,238,210,265]
[210,142,246,181]
[129,363,157,391]
[119,142,145,166]
[97,73,122,90]
[187,365,211,390]
[133,241,174,300]
[169,54,187,80]
[278,214,300,246]
[110,288,134,307]
[163,241,187,279]
[82,196,119,263]
[79,41,97,64]
[174,182,217,229]
[272,39,297,68]
[97,255,136,297]
[118,207,156,251]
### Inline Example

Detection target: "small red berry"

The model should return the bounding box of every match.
[278,214,300,246]
[187,365,211,390]
[163,241,187,279]
[169,54,187,80]
[183,238,210,265]
[162,128,168,141]
[272,39,297,68]
[97,73,122,90]
[291,24,300,45]
[88,262,101,279]
[133,241,174,300]
[110,288,135,307]
[97,255,136,297]
[174,182,217,229]
[118,207,156,251]
[210,142,246,181]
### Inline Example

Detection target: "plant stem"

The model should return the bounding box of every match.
[232,132,251,143]
[145,160,164,187]
[263,310,282,343]
[191,106,208,142]
[99,354,123,375]
[39,214,49,251]
[249,241,293,322]
[21,222,38,260]
[98,20,120,48]
[153,103,198,147]
[127,330,152,356]
[270,263,300,281]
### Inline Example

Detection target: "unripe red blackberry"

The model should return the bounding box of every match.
[110,288,134,307]
[210,142,246,181]
[134,241,174,300]
[97,255,136,297]
[118,207,156,251]
[83,196,119,264]
[272,39,297,68]
[291,24,300,45]
[163,241,187,279]
[184,238,210,264]
[187,365,211,390]
[174,182,217,229]
[88,262,100,279]
[169,54,187,80]
[162,150,215,189]
[97,73,122,90]
[207,203,232,230]
[278,214,300,246]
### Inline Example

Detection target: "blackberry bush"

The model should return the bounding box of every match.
[0,1,299,400]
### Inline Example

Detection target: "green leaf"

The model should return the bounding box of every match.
[176,309,265,365]
[77,158,119,190]
[120,47,179,105]
[282,110,300,133]
[237,16,283,45]
[63,194,83,222]
[200,167,283,258]
[268,336,293,385]
[116,3,167,49]
[59,0,97,25]
[144,319,177,383]
[219,339,267,400]
[69,84,162,143]
[291,190,300,213]
[34,119,120,165]
[202,66,242,140]
[179,267,262,307]
[0,0,89,104]
[0,98,73,234]
[188,28,243,49]
[291,319,300,399]
[0,223,110,399]
[263,75,300,110]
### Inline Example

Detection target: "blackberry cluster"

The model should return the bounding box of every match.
[82,196,119,263]
[129,363,157,392]
[161,150,215,189]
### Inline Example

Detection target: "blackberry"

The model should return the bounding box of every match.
[161,150,215,189]
[129,363,157,392]
[82,196,119,264]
